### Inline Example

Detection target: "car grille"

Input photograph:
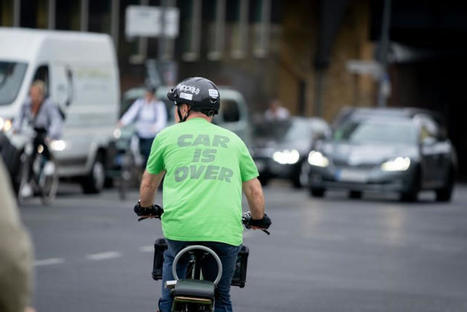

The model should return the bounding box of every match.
[331,159,377,170]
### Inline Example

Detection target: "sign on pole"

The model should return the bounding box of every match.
[125,5,179,38]
[346,60,382,79]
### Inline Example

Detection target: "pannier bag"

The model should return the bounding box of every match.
[152,238,168,280]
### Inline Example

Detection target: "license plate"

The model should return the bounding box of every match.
[337,169,368,183]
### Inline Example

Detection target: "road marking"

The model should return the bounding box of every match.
[421,243,463,253]
[139,245,153,253]
[86,251,122,261]
[34,258,65,266]
[315,233,347,242]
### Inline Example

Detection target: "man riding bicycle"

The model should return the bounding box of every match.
[137,77,271,312]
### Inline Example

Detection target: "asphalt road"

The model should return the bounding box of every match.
[21,181,467,312]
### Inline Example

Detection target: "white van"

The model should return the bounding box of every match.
[0,28,119,193]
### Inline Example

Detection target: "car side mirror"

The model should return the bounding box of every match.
[422,136,436,146]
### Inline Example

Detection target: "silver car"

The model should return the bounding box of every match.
[305,108,457,202]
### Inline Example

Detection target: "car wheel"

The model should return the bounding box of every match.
[258,174,270,186]
[310,187,325,198]
[400,192,418,202]
[81,155,105,194]
[435,167,454,202]
[348,190,362,199]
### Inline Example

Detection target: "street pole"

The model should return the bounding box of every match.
[377,0,391,107]
[13,0,21,27]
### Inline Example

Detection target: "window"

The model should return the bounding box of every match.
[181,0,202,61]
[415,115,440,141]
[207,0,226,60]
[0,61,28,106]
[32,65,50,96]
[230,0,248,59]
[221,99,240,122]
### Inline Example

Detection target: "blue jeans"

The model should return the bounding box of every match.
[158,239,241,312]
[138,137,153,168]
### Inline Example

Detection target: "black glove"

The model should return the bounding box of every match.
[249,213,272,229]
[134,202,164,220]
[242,212,272,233]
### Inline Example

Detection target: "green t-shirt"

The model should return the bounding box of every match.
[146,118,258,246]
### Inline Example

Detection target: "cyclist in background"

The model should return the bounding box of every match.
[136,77,271,312]
[13,80,63,197]
[118,85,167,167]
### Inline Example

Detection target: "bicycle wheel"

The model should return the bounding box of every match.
[17,153,31,205]
[40,158,59,205]
[118,152,135,200]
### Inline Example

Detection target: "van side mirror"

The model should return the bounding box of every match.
[312,132,326,142]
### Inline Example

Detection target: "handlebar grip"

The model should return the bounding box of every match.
[242,212,271,235]
[134,203,164,220]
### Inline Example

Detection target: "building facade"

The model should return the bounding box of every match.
[0,0,380,122]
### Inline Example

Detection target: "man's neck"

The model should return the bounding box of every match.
[186,112,212,122]
[31,101,42,115]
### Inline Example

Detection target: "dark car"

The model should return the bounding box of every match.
[304,108,456,202]
[252,117,330,187]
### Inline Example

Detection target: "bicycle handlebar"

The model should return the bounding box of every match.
[134,203,271,235]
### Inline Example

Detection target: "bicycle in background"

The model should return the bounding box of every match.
[5,127,59,205]
[108,126,144,200]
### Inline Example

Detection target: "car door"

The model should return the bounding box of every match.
[418,115,448,188]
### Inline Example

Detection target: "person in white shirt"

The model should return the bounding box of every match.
[264,98,290,121]
[118,86,167,166]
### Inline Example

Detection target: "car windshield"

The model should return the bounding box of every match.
[254,119,311,143]
[333,118,418,145]
[0,61,28,106]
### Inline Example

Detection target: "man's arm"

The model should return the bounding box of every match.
[13,103,26,132]
[139,170,165,207]
[119,100,141,127]
[153,101,167,133]
[48,102,64,140]
[242,178,265,219]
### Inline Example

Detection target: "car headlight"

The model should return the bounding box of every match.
[381,157,411,171]
[272,149,300,165]
[0,117,13,132]
[307,151,329,167]
[50,140,67,152]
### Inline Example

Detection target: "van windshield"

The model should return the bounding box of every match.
[0,61,28,106]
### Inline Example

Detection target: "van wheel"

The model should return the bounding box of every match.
[81,156,105,194]
[348,191,362,199]
[310,187,325,198]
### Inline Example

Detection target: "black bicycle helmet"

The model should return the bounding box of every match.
[167,77,220,121]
